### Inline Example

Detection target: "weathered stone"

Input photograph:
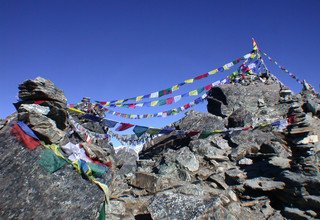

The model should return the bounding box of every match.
[148,192,221,220]
[238,158,253,165]
[18,111,65,144]
[176,147,199,172]
[282,207,310,220]
[131,172,159,193]
[19,104,50,115]
[208,174,229,190]
[228,108,253,127]
[296,135,319,144]
[18,77,67,105]
[225,168,247,185]
[175,110,226,131]
[81,142,112,165]
[269,156,291,169]
[244,177,285,191]
[189,139,229,161]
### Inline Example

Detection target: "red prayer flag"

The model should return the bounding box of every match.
[184,104,191,109]
[166,97,174,104]
[116,123,134,131]
[204,84,213,91]
[34,100,46,105]
[11,123,41,150]
[195,73,209,80]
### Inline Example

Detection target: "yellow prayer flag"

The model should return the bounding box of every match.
[209,69,218,75]
[250,53,256,59]
[151,101,159,106]
[223,65,229,70]
[189,90,198,96]
[184,79,194,83]
[172,85,179,91]
[68,108,85,114]
[135,96,143,101]
[115,100,124,104]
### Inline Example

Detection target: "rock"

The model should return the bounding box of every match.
[189,139,229,161]
[282,207,310,220]
[226,189,238,202]
[207,79,290,122]
[114,148,138,176]
[196,167,214,180]
[244,177,285,191]
[139,133,189,159]
[238,158,253,165]
[19,104,50,115]
[81,142,113,165]
[137,159,155,173]
[18,111,65,144]
[225,168,247,185]
[0,125,103,219]
[18,77,67,105]
[296,135,318,144]
[115,147,138,167]
[228,108,253,127]
[148,192,221,220]
[131,172,159,193]
[208,174,229,190]
[175,111,226,131]
[176,147,199,172]
[303,94,320,115]
[269,156,291,169]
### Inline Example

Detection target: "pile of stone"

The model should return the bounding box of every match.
[1,76,319,219]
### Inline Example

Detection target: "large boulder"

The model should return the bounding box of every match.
[0,122,104,219]
[207,79,291,124]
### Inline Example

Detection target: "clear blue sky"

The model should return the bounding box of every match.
[1,0,320,130]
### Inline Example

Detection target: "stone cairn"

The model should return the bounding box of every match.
[286,97,319,176]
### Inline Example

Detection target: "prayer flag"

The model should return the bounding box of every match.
[116,123,134,131]
[133,126,149,137]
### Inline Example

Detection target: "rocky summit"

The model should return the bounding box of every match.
[0,76,320,220]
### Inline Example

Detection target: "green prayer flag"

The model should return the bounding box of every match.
[197,87,205,94]
[158,99,167,106]
[199,131,213,139]
[38,149,67,173]
[87,162,107,178]
[99,201,106,220]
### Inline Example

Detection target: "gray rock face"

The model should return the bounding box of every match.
[0,124,103,219]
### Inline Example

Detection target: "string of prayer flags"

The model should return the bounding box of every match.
[99,78,228,109]
[102,93,208,119]
[260,50,318,95]
[97,52,254,106]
